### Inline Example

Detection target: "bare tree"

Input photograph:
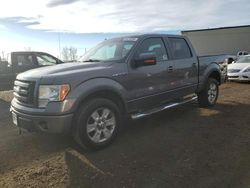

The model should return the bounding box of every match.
[62,47,69,61]
[61,46,78,61]
[1,51,7,61]
[24,46,31,51]
[69,47,78,61]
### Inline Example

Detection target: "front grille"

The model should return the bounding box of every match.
[228,76,239,78]
[14,80,36,105]
[228,69,241,73]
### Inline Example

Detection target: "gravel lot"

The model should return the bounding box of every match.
[0,82,249,188]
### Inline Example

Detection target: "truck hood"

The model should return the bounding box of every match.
[17,62,113,79]
[228,63,250,70]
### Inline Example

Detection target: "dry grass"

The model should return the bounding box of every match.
[0,152,69,188]
[0,90,13,102]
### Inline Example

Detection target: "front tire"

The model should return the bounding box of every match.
[198,78,219,107]
[73,98,121,150]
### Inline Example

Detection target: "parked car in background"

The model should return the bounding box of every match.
[237,51,249,58]
[227,55,250,81]
[10,34,222,150]
[0,51,63,91]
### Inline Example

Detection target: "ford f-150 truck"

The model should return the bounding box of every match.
[0,51,63,91]
[10,34,222,149]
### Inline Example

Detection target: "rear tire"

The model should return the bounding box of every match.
[198,78,219,107]
[73,98,121,150]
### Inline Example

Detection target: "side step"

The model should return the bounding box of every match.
[131,95,198,120]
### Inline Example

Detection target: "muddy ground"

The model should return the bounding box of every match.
[0,82,249,188]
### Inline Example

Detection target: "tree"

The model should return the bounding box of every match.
[61,46,78,61]
[62,47,69,61]
[24,46,31,51]
[69,47,78,61]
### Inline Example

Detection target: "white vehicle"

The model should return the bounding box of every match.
[227,55,250,81]
[237,51,249,57]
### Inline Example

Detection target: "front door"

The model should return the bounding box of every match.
[35,53,59,67]
[126,37,171,111]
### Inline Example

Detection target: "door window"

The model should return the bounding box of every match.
[36,54,57,66]
[169,38,192,59]
[137,38,168,61]
[17,55,34,66]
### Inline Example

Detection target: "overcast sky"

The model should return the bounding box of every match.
[0,0,250,57]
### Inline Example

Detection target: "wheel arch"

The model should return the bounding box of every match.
[70,78,128,117]
[75,89,127,116]
[198,62,221,92]
[208,69,221,84]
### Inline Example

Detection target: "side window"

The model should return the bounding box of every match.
[122,43,134,57]
[17,55,34,66]
[137,38,168,61]
[36,54,57,66]
[169,38,192,59]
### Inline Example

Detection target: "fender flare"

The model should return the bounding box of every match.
[67,78,128,113]
[198,62,221,92]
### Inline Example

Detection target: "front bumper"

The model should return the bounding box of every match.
[227,73,250,81]
[10,106,73,134]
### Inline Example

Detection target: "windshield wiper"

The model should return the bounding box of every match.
[82,59,101,62]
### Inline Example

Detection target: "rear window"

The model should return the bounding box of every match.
[16,55,34,66]
[169,38,192,59]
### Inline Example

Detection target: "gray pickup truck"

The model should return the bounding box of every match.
[10,34,222,149]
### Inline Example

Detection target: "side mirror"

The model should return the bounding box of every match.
[133,53,157,67]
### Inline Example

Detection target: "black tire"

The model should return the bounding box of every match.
[198,78,219,107]
[73,98,121,150]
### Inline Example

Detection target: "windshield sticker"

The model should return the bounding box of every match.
[123,38,138,42]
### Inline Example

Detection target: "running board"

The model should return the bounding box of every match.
[131,95,198,120]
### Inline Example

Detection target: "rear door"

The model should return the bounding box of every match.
[12,53,37,74]
[165,37,198,96]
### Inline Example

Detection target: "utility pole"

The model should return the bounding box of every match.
[58,32,61,59]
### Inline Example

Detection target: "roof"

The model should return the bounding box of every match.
[11,51,47,54]
[181,25,250,33]
[108,33,183,41]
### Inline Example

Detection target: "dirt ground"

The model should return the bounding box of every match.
[0,82,249,188]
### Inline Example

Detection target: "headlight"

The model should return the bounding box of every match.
[243,68,250,72]
[38,84,70,107]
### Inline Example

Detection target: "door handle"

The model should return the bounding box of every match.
[168,66,173,72]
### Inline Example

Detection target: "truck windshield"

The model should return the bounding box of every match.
[80,38,137,62]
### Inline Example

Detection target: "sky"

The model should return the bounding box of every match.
[0,0,250,58]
